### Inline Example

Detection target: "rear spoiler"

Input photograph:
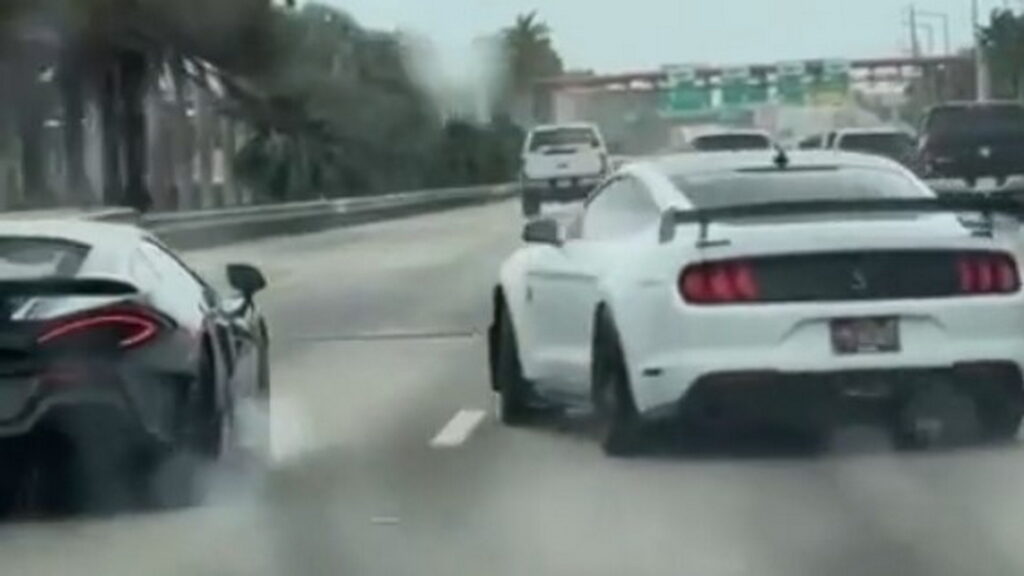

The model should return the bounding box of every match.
[0,277,139,297]
[659,194,1024,245]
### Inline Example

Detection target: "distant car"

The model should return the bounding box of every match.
[917,101,1024,185]
[520,123,609,217]
[0,221,270,510]
[832,128,917,166]
[490,150,1024,456]
[689,130,774,152]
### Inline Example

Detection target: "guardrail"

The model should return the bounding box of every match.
[81,183,517,249]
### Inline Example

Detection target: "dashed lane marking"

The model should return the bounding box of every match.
[430,409,487,448]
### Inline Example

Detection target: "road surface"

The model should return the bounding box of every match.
[3,201,1024,576]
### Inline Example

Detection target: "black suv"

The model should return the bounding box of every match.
[916,101,1024,185]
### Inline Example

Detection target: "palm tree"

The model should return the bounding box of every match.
[981,9,1024,99]
[504,12,563,91]
[500,12,563,121]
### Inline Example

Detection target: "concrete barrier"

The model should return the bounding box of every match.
[144,184,517,249]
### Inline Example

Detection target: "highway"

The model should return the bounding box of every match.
[4,200,1024,575]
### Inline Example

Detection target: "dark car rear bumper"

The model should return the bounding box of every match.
[660,363,1024,429]
[0,369,182,444]
[924,151,1024,179]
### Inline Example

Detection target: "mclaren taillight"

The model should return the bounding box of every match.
[37,307,164,349]
[680,261,760,304]
[957,253,1020,295]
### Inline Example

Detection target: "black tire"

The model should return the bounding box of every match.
[592,310,646,457]
[522,193,540,217]
[495,305,531,426]
[143,347,227,509]
[978,396,1023,442]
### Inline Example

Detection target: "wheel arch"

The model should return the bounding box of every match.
[590,300,640,404]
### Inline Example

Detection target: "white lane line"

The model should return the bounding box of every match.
[430,409,487,448]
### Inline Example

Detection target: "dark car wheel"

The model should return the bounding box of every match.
[977,393,1024,442]
[592,311,646,457]
[145,347,230,509]
[495,305,532,426]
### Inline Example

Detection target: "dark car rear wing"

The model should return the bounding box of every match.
[0,277,139,297]
[658,194,1024,245]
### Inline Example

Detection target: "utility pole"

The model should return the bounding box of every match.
[916,9,951,55]
[909,5,921,58]
[974,0,991,100]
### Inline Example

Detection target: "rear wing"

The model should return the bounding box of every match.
[658,194,1024,245]
[0,277,139,297]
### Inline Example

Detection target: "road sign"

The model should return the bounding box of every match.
[663,65,711,114]
[720,67,768,107]
[776,61,807,105]
[809,59,851,106]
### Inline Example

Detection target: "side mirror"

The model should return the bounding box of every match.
[523,218,562,246]
[227,263,267,300]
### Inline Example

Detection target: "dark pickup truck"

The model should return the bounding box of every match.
[916,101,1024,185]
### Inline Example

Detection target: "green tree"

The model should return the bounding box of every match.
[503,12,563,93]
[981,9,1024,99]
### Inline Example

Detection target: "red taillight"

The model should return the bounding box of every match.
[37,308,162,349]
[680,261,760,304]
[956,253,1019,295]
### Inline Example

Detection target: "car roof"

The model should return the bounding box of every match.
[928,100,1024,111]
[529,122,599,133]
[692,129,771,139]
[0,220,151,275]
[836,127,910,135]
[647,149,899,178]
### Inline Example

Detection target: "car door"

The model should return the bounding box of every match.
[526,175,661,398]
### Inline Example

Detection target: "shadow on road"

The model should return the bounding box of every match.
[523,409,1019,462]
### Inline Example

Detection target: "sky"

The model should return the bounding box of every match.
[320,0,1019,73]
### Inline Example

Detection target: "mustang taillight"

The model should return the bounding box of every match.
[680,261,760,304]
[37,307,163,349]
[957,253,1020,295]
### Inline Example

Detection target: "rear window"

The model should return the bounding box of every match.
[529,127,599,151]
[926,105,1024,135]
[691,134,771,151]
[0,239,89,280]
[838,133,915,157]
[671,167,930,210]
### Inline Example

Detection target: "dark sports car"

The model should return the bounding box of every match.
[0,220,270,511]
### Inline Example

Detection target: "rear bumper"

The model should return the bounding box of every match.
[925,155,1024,179]
[618,290,1024,415]
[522,176,602,202]
[0,370,182,443]
[658,363,1024,428]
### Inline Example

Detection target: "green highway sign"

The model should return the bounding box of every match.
[663,65,711,114]
[720,66,749,107]
[720,66,768,107]
[776,61,806,105]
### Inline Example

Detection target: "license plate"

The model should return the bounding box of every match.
[555,179,573,188]
[830,317,900,355]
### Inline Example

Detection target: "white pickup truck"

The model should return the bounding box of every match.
[520,123,609,216]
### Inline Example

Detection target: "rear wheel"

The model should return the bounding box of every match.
[592,311,646,457]
[495,305,532,425]
[145,347,229,508]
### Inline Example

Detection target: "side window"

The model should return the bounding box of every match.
[140,242,206,307]
[582,177,659,241]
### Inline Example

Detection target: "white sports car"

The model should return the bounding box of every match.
[488,150,1024,456]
